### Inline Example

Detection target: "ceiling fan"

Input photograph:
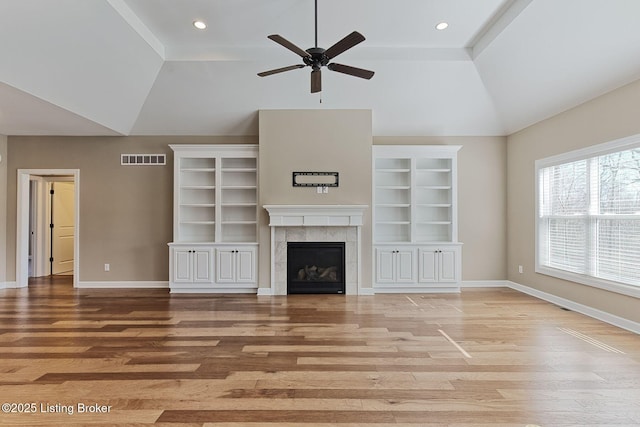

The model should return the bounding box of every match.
[257,0,374,93]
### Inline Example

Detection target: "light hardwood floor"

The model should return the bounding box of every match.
[0,276,639,426]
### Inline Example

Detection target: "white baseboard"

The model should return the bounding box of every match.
[170,288,256,294]
[358,287,375,296]
[461,280,509,288]
[374,286,460,294]
[257,287,274,296]
[75,281,169,289]
[506,280,640,335]
[0,281,19,290]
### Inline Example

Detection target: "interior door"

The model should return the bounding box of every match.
[51,181,75,275]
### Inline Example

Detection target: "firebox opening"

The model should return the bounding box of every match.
[287,242,345,294]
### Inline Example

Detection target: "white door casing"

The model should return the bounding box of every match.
[16,169,79,287]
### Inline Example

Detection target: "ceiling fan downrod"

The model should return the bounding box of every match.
[314,0,318,48]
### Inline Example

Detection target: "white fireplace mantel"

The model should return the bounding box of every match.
[263,205,368,227]
[262,205,369,296]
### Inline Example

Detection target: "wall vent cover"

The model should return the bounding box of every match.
[121,154,166,166]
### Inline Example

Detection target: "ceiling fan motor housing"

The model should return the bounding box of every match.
[304,47,329,70]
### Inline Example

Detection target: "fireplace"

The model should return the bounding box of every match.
[263,205,368,295]
[287,242,345,294]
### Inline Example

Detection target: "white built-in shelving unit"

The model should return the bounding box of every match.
[373,145,462,292]
[168,145,258,293]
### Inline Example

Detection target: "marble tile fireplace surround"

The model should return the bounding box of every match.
[263,205,368,295]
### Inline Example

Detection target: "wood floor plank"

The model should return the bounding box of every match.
[0,276,639,425]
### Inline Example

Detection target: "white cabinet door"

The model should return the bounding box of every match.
[439,248,458,282]
[375,249,396,283]
[216,249,236,283]
[215,247,257,284]
[173,249,193,283]
[396,249,416,283]
[375,247,416,284]
[171,247,214,285]
[418,246,460,284]
[193,249,213,283]
[418,249,438,282]
[236,248,256,283]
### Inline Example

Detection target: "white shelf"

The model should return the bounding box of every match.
[373,145,460,244]
[377,204,411,208]
[222,168,257,172]
[172,145,258,244]
[181,220,216,225]
[222,220,257,225]
[181,168,216,172]
[417,168,451,173]
[416,185,452,190]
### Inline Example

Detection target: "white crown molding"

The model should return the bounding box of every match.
[470,0,534,59]
[107,0,165,59]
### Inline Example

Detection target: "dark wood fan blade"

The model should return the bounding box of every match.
[258,64,306,77]
[311,69,321,93]
[324,31,365,60]
[327,63,375,80]
[268,35,311,58]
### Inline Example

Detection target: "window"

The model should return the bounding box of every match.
[536,134,640,298]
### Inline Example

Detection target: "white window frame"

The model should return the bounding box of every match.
[535,133,640,299]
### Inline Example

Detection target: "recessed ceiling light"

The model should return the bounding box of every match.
[193,20,207,30]
[435,22,449,30]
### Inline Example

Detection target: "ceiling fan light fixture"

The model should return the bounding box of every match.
[435,22,449,30]
[193,20,207,30]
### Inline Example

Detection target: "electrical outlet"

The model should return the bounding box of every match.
[323,186,328,193]
[104,263,110,272]
[518,265,523,274]
[316,187,323,194]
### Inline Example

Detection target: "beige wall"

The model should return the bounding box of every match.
[507,78,640,323]
[258,110,373,289]
[374,136,508,281]
[5,135,256,283]
[0,135,7,284]
[2,88,635,326]
[4,116,507,288]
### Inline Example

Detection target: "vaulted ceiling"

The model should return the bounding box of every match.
[1,0,640,137]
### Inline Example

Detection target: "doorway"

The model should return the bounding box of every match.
[17,169,80,287]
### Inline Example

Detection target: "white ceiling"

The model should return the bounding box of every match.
[1,0,640,137]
